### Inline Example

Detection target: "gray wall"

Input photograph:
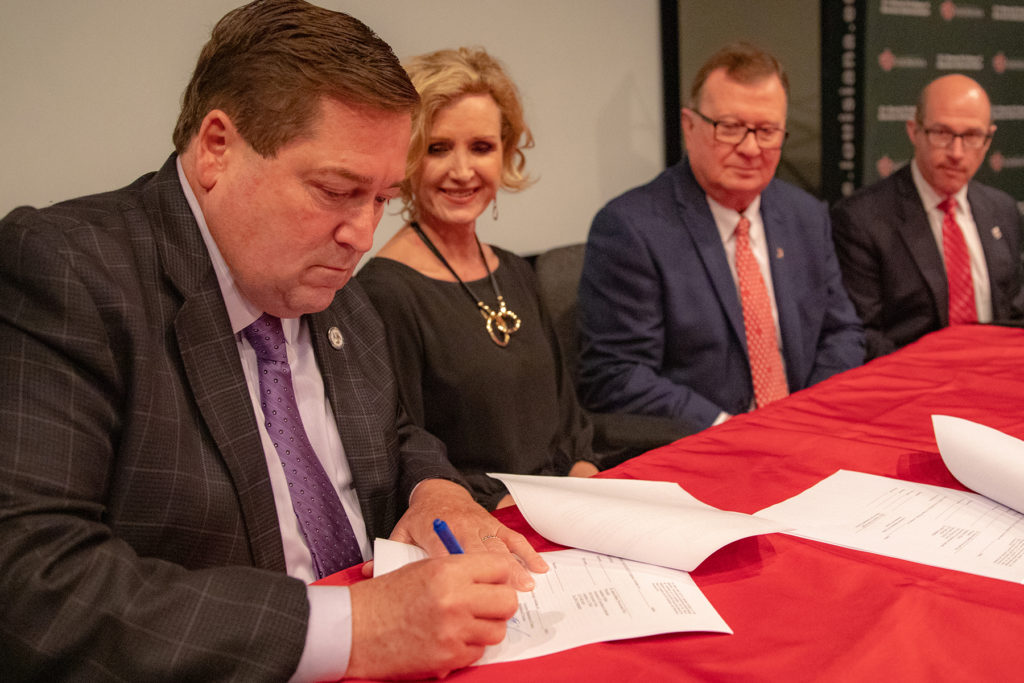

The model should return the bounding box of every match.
[0,1,663,258]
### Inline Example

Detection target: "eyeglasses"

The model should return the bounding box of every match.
[690,109,788,149]
[919,125,992,150]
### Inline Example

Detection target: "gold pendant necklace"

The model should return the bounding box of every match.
[411,222,522,347]
[478,294,522,347]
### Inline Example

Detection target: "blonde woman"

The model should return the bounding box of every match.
[357,47,599,510]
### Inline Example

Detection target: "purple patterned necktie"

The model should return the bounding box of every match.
[243,313,363,578]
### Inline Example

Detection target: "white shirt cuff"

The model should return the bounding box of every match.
[289,585,352,682]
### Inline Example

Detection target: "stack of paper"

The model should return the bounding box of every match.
[753,416,1024,584]
[375,475,790,664]
[374,540,731,665]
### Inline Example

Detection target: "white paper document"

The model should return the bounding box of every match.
[932,414,1024,514]
[488,473,789,571]
[373,538,731,665]
[755,469,1024,583]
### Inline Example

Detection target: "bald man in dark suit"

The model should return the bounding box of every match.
[832,74,1024,359]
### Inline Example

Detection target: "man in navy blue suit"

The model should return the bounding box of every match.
[578,43,863,432]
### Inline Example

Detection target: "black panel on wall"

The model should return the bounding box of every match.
[661,0,682,168]
[821,0,866,205]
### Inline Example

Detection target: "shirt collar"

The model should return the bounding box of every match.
[708,194,763,243]
[910,159,969,214]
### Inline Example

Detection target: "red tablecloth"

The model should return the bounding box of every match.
[334,324,1024,682]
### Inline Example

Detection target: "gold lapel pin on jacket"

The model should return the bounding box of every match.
[776,247,784,259]
[328,327,344,349]
[992,226,1003,240]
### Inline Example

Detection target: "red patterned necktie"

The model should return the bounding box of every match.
[734,216,789,408]
[243,313,363,577]
[938,197,977,325]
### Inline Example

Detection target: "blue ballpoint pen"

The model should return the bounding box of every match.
[433,518,464,554]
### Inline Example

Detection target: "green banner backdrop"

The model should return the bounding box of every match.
[822,0,1024,210]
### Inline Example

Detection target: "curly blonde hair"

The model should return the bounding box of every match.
[400,47,534,222]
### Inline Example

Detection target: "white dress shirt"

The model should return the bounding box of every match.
[707,195,786,422]
[177,158,354,682]
[910,160,992,323]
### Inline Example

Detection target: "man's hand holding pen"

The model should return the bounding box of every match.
[349,479,544,678]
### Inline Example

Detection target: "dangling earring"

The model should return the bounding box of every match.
[491,197,499,221]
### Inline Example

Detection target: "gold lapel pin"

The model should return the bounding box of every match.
[776,247,784,259]
[992,226,1003,240]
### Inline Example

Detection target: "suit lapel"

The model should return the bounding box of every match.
[150,156,286,572]
[893,167,949,324]
[968,181,1005,304]
[759,188,800,378]
[672,164,747,348]
[308,300,386,541]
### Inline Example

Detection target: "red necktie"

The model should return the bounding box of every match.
[735,216,789,408]
[938,197,977,325]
